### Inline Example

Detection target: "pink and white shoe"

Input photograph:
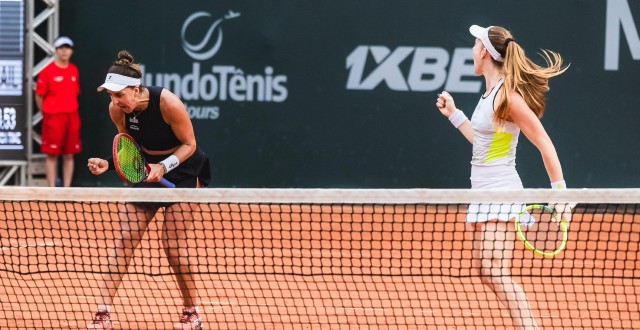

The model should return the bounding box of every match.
[173,306,203,330]
[86,307,113,330]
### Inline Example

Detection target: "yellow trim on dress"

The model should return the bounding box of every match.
[484,131,512,163]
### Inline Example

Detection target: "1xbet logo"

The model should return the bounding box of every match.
[346,46,481,93]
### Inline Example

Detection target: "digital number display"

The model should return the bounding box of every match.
[0,0,24,154]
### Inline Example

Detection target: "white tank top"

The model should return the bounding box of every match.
[470,79,520,166]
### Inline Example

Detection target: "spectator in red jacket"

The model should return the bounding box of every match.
[35,36,82,187]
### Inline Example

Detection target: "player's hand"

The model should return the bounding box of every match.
[144,163,166,183]
[87,158,108,175]
[550,202,575,223]
[436,91,457,118]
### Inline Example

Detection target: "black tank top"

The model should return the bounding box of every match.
[125,86,181,151]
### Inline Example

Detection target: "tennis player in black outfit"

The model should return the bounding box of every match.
[87,50,210,330]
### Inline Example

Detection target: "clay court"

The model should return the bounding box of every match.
[1,196,638,329]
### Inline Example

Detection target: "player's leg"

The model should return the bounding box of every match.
[473,221,538,330]
[41,113,64,186]
[61,154,74,187]
[45,154,58,186]
[87,203,157,329]
[163,202,203,330]
[60,111,82,187]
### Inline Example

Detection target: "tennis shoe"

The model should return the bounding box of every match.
[173,306,203,330]
[87,308,113,330]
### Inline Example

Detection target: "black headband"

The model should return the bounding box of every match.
[504,38,515,46]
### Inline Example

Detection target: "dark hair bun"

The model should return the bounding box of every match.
[115,50,135,67]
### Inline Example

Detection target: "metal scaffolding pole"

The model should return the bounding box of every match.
[24,0,59,186]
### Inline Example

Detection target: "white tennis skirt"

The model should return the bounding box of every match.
[466,165,524,223]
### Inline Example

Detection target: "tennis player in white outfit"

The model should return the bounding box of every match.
[435,25,571,330]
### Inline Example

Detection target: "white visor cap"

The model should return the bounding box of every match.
[469,25,504,62]
[53,36,74,48]
[97,73,142,92]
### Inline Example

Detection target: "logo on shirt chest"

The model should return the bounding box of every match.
[129,117,139,124]
[129,125,139,131]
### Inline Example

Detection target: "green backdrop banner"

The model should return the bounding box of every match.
[61,0,640,188]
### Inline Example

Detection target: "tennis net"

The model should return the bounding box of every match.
[0,187,638,329]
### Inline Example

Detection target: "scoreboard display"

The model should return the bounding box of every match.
[0,0,24,159]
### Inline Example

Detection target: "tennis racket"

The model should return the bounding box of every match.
[112,133,175,188]
[515,204,568,257]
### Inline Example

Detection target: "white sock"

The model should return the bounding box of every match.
[97,304,111,312]
[184,306,200,313]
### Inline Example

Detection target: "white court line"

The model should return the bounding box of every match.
[0,240,56,252]
[417,309,488,317]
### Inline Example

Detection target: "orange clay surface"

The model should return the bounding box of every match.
[0,202,638,329]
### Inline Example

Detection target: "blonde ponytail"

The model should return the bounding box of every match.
[487,27,569,128]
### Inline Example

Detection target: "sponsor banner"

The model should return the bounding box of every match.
[139,10,288,122]
[0,0,25,160]
[0,60,22,96]
[0,102,24,155]
[65,0,640,187]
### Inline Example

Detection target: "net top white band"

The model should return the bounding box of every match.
[0,187,637,204]
[97,73,142,92]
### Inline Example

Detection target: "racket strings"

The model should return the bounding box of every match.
[519,208,563,253]
[116,138,145,182]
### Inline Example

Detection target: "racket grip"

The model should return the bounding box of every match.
[160,178,176,188]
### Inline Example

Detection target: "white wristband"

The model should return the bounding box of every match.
[159,155,180,173]
[448,109,468,128]
[551,180,566,189]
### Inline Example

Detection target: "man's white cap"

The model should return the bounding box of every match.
[469,25,504,62]
[53,36,74,48]
[97,73,142,92]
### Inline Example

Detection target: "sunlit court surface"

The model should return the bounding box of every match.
[0,188,638,329]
